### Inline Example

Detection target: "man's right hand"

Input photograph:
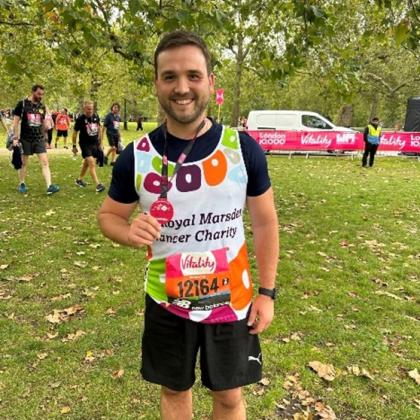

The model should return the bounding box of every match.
[127,213,161,247]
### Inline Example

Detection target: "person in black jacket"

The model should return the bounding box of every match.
[362,117,382,167]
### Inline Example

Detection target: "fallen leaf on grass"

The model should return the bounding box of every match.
[62,330,86,342]
[374,291,403,301]
[46,305,84,324]
[112,369,125,379]
[259,377,270,386]
[308,361,336,381]
[84,351,95,363]
[408,368,420,385]
[73,261,88,268]
[106,308,117,316]
[347,365,374,380]
[37,352,48,360]
[60,406,71,414]
[0,264,9,270]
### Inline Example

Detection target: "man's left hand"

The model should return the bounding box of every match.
[247,294,274,335]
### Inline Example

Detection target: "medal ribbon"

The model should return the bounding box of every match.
[160,119,206,199]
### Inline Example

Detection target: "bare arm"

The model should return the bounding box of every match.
[247,187,279,289]
[97,196,161,247]
[246,187,279,334]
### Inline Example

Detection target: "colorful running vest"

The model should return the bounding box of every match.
[134,126,253,324]
[367,124,381,145]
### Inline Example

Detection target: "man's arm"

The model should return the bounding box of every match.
[97,196,161,247]
[12,115,21,145]
[363,126,368,143]
[246,187,279,334]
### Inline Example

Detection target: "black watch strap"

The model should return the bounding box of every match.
[258,287,277,300]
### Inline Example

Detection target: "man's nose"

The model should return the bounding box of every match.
[174,77,190,95]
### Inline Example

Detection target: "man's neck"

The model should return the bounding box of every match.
[166,116,211,140]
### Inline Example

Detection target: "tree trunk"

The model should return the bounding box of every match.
[337,104,353,127]
[230,37,244,127]
[369,92,379,121]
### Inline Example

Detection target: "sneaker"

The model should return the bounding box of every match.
[75,179,87,188]
[96,183,105,193]
[110,161,116,166]
[18,182,27,193]
[47,184,60,195]
[103,156,108,165]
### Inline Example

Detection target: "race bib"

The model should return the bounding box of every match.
[165,248,231,311]
[27,113,42,127]
[113,120,120,130]
[86,122,99,136]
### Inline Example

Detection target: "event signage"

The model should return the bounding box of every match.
[246,130,420,153]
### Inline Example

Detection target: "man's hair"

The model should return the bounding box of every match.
[84,100,94,107]
[111,102,120,111]
[32,84,45,92]
[154,31,212,78]
[371,117,379,121]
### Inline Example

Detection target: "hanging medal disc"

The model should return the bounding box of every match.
[150,198,174,225]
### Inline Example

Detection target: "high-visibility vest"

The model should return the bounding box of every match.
[367,124,381,145]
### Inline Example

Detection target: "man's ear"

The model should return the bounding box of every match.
[209,73,216,94]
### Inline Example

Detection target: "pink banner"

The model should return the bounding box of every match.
[246,130,420,153]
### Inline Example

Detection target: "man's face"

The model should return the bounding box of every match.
[84,104,94,117]
[112,105,119,114]
[32,88,44,103]
[155,45,214,125]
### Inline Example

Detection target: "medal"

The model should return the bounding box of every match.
[150,198,174,225]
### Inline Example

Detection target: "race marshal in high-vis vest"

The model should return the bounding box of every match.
[363,116,382,167]
[367,123,382,145]
[98,30,279,419]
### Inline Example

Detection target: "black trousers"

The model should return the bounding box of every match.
[362,142,379,167]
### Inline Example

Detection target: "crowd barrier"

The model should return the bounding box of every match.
[246,130,420,153]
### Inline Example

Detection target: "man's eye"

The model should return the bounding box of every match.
[164,75,175,81]
[189,74,200,80]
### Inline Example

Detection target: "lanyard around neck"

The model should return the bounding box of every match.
[160,119,206,199]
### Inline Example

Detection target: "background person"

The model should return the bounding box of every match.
[103,102,121,166]
[55,108,71,149]
[362,116,381,168]
[12,84,60,195]
[72,101,105,192]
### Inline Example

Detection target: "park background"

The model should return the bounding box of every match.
[1,1,419,419]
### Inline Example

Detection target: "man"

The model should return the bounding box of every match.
[72,101,105,192]
[12,84,60,195]
[55,108,71,149]
[362,116,381,167]
[98,31,278,420]
[103,102,121,166]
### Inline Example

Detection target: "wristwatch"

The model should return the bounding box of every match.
[258,287,277,300]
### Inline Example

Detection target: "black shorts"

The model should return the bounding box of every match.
[57,129,68,137]
[107,132,119,147]
[80,143,99,159]
[21,138,46,155]
[141,294,262,392]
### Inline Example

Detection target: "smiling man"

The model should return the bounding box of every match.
[98,31,279,420]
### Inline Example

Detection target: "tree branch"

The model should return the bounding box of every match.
[0,20,35,27]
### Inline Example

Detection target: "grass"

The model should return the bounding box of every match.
[0,122,419,419]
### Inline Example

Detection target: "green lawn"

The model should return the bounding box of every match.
[0,124,419,419]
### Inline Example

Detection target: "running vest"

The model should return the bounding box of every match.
[134,126,253,324]
[367,124,381,145]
